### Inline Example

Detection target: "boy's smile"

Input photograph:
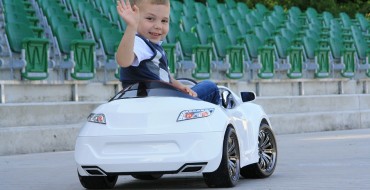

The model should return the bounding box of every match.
[137,2,170,43]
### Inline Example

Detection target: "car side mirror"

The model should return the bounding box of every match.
[240,92,255,102]
[221,91,230,108]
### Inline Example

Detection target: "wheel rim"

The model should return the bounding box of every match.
[227,132,240,181]
[258,127,277,173]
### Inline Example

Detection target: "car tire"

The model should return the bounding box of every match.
[203,126,240,188]
[240,123,277,178]
[78,172,117,189]
[131,174,163,180]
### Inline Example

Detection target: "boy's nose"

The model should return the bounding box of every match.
[154,22,161,29]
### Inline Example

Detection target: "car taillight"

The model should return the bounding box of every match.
[177,108,215,122]
[87,113,106,124]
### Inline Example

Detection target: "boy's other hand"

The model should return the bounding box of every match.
[117,0,140,28]
[182,86,197,97]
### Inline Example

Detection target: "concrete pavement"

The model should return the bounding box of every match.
[1,128,370,190]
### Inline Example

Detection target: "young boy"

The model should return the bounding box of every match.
[116,0,220,105]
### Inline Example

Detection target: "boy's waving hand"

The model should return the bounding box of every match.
[117,0,140,28]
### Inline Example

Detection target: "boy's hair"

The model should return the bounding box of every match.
[131,0,170,5]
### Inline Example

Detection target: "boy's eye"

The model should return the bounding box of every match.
[162,19,169,23]
[146,17,154,21]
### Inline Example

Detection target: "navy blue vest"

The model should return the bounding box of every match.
[120,35,170,88]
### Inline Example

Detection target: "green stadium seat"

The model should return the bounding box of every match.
[225,24,242,45]
[216,4,227,15]
[5,22,49,80]
[109,4,126,31]
[322,11,334,27]
[163,23,182,75]
[55,25,96,80]
[236,19,253,34]
[91,17,114,44]
[207,7,220,20]
[209,17,225,33]
[177,32,213,79]
[351,26,370,75]
[45,6,74,23]
[184,0,195,6]
[328,36,356,78]
[306,7,323,23]
[273,36,296,75]
[339,12,354,31]
[100,28,123,80]
[3,4,39,28]
[49,16,84,37]
[229,9,242,21]
[171,1,183,13]
[3,2,36,17]
[221,12,236,26]
[210,33,244,79]
[206,0,218,8]
[100,0,114,18]
[193,23,213,45]
[4,13,43,38]
[355,13,370,32]
[237,2,250,15]
[328,37,345,67]
[194,2,206,12]
[225,0,237,9]
[303,36,331,78]
[273,5,285,15]
[162,42,178,76]
[183,5,196,18]
[195,11,210,25]
[166,23,181,44]
[255,3,270,17]
[262,20,278,36]
[170,9,182,25]
[254,26,274,45]
[181,16,197,32]
[245,12,261,27]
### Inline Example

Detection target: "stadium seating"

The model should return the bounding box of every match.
[0,0,369,82]
[3,0,49,80]
[177,31,213,79]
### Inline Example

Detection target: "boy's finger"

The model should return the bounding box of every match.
[132,4,139,12]
[126,0,131,9]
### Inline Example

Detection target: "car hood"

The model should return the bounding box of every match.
[78,96,228,136]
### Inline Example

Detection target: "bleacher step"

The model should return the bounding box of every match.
[269,110,370,134]
[0,123,83,156]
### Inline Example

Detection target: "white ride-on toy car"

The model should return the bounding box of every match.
[75,79,277,189]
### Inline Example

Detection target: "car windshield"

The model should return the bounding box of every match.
[110,81,199,101]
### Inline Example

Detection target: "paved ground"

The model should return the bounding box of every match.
[1,128,370,190]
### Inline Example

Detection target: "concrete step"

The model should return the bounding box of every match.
[0,123,82,155]
[254,94,370,114]
[0,102,102,128]
[269,110,370,134]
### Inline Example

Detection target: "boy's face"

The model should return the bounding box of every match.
[137,2,170,43]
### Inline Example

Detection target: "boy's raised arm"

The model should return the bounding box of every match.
[116,0,140,68]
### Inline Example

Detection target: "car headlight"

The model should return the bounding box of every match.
[87,113,106,124]
[177,108,215,122]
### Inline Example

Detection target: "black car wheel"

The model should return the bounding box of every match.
[203,126,240,188]
[241,123,277,178]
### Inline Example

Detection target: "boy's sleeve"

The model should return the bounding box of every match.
[132,36,153,67]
